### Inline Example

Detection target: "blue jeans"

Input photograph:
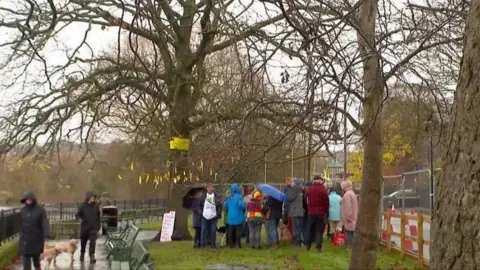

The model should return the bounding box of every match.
[291,216,303,246]
[265,219,279,245]
[201,217,218,248]
[346,230,354,247]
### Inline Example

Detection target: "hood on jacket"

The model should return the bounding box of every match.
[20,191,37,204]
[341,181,353,192]
[85,191,96,202]
[230,184,242,195]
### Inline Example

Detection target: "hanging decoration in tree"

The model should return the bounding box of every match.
[169,137,191,151]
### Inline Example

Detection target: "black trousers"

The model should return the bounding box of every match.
[305,215,326,250]
[80,231,97,256]
[23,254,40,270]
[244,221,249,243]
[227,224,242,248]
[193,227,201,246]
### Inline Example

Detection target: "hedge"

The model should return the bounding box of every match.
[0,238,19,269]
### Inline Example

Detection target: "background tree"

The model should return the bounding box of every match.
[259,0,462,267]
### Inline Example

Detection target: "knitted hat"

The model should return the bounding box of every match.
[305,181,313,187]
[293,178,302,185]
[253,191,261,199]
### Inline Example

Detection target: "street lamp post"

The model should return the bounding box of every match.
[425,119,434,212]
[264,153,267,184]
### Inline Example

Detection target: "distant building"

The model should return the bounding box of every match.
[327,160,344,181]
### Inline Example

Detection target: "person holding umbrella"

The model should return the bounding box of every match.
[262,194,283,248]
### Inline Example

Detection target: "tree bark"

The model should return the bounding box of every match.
[430,1,480,268]
[349,0,384,268]
[168,81,194,240]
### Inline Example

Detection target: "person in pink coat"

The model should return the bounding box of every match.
[340,180,358,248]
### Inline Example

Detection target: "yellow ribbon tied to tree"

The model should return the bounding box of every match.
[169,137,191,151]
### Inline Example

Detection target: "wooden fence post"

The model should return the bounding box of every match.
[418,212,424,266]
[386,210,392,252]
[401,210,405,258]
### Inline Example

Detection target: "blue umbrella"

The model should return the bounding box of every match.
[256,184,286,202]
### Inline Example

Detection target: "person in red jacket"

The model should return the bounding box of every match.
[305,174,330,252]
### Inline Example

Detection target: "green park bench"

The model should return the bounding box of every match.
[119,210,138,224]
[146,207,165,221]
[134,209,150,223]
[106,225,140,261]
[104,221,130,245]
[111,240,151,270]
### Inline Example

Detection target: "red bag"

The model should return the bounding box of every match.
[333,233,345,247]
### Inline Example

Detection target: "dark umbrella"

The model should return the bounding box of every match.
[182,185,206,209]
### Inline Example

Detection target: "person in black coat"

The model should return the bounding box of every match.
[191,193,202,248]
[263,196,283,247]
[19,192,49,270]
[76,191,101,263]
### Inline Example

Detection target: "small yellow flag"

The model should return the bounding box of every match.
[138,175,142,184]
[169,137,191,151]
[118,175,123,180]
[145,174,150,183]
[130,162,134,171]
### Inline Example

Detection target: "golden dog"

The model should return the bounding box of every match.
[39,245,57,268]
[278,220,292,242]
[39,239,78,268]
[53,239,78,263]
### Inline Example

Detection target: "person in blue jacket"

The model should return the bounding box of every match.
[224,184,246,248]
[328,187,342,243]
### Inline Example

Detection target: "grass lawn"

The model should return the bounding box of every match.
[138,221,163,231]
[148,239,422,270]
[140,219,423,270]
[0,238,19,269]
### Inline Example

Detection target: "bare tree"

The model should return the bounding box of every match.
[0,0,345,239]
[257,0,463,268]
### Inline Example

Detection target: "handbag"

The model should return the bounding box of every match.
[333,233,345,247]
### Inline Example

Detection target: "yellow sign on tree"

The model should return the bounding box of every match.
[169,137,191,151]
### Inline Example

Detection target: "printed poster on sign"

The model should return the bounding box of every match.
[160,211,176,242]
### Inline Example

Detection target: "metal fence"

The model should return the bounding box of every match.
[0,198,166,245]
[382,168,441,214]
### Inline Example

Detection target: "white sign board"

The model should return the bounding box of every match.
[160,211,176,242]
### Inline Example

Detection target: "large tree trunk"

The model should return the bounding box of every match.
[349,0,384,268]
[168,82,194,241]
[430,1,480,268]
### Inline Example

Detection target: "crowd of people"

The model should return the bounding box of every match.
[191,175,359,252]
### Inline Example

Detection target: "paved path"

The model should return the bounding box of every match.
[13,231,158,270]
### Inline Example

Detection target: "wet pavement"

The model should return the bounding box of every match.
[13,230,158,270]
